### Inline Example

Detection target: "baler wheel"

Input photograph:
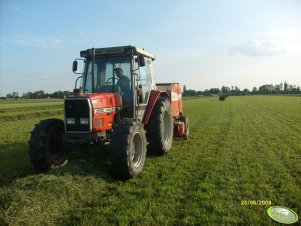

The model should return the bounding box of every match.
[181,115,189,140]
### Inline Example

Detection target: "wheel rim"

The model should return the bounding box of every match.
[163,110,171,144]
[132,132,143,167]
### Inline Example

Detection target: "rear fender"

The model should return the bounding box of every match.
[156,83,183,117]
[142,90,162,124]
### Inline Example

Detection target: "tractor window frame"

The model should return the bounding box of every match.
[82,56,132,99]
[138,58,152,104]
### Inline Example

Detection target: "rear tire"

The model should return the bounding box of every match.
[110,121,147,179]
[28,119,69,171]
[146,97,173,155]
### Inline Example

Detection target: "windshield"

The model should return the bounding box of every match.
[83,56,132,102]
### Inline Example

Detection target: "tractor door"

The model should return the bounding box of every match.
[136,57,153,120]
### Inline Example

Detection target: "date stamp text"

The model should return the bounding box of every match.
[241,200,272,206]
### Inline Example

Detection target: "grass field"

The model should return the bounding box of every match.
[0,96,300,225]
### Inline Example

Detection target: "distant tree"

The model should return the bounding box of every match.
[185,89,197,96]
[252,87,258,94]
[208,88,220,95]
[275,84,282,94]
[22,91,33,99]
[233,86,240,95]
[63,91,71,97]
[221,86,230,94]
[258,84,275,94]
[241,88,250,95]
[20,90,70,99]
[288,85,301,94]
[202,89,208,96]
[283,81,288,93]
[34,90,46,99]
[196,90,203,96]
[51,90,71,98]
[6,92,19,99]
[51,91,63,98]
[294,86,301,94]
[279,82,283,91]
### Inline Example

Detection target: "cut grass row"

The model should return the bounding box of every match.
[0,100,63,122]
[0,98,63,107]
[0,110,64,122]
[0,104,63,113]
[0,96,300,225]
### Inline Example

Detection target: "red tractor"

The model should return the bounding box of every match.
[28,46,189,179]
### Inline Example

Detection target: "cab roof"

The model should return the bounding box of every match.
[80,45,155,60]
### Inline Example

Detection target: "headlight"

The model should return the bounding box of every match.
[66,118,75,125]
[80,118,89,125]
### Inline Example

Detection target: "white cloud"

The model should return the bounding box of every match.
[228,40,286,57]
[262,28,301,55]
[227,28,301,57]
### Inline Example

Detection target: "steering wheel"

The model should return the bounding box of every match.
[105,77,119,85]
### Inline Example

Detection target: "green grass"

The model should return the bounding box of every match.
[0,99,63,109]
[0,104,63,113]
[0,100,63,122]
[0,96,300,225]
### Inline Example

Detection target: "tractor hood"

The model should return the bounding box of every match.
[68,93,121,109]
[64,92,121,133]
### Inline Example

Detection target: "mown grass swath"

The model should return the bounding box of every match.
[0,100,63,122]
[0,96,300,225]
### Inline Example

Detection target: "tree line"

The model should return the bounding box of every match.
[2,90,71,100]
[2,81,300,100]
[183,81,301,97]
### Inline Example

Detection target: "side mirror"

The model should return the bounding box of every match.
[138,55,145,67]
[72,61,78,72]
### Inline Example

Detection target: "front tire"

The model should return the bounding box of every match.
[110,121,147,179]
[28,119,69,171]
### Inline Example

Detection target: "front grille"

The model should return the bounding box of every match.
[65,98,91,132]
[94,118,104,128]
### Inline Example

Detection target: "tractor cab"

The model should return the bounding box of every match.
[72,46,156,119]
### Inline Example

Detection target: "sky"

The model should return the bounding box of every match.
[0,0,301,96]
